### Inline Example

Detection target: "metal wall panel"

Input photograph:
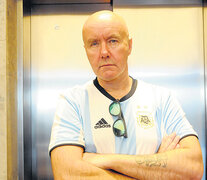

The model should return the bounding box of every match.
[23,5,32,180]
[113,0,203,6]
[31,0,111,5]
[31,3,112,15]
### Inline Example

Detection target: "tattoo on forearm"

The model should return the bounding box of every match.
[135,154,168,168]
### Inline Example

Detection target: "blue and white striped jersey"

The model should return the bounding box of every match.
[49,78,197,155]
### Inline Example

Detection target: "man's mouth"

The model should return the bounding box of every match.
[100,64,115,68]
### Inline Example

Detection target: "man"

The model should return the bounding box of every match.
[49,10,203,179]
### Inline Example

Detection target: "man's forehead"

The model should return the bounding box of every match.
[85,20,123,31]
[84,25,124,40]
[82,10,129,42]
[86,32,121,42]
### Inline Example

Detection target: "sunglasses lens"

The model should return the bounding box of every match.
[109,102,120,116]
[113,119,125,136]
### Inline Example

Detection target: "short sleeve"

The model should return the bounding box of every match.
[48,93,85,156]
[161,92,198,139]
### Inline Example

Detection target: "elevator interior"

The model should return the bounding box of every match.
[21,0,206,179]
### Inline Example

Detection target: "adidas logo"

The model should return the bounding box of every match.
[94,118,111,129]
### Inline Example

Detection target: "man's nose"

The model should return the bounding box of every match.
[100,42,109,59]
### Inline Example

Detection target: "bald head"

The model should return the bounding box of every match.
[82,10,129,44]
[81,10,132,82]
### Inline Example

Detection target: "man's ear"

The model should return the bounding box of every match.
[128,38,132,55]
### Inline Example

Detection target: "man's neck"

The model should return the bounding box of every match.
[97,75,133,100]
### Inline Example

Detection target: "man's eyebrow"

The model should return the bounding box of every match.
[107,34,121,39]
[87,38,98,43]
[85,34,121,44]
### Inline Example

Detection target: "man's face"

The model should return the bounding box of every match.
[83,18,132,82]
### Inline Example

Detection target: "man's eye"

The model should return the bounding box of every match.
[109,39,118,44]
[108,39,119,48]
[90,41,99,47]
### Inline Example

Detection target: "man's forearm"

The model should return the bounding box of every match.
[51,146,134,180]
[65,159,134,180]
[102,149,202,180]
[53,158,134,180]
[84,136,203,180]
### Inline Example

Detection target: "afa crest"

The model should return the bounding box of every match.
[137,112,154,129]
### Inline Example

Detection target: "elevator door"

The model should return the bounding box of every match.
[30,4,112,179]
[30,4,206,180]
[112,7,206,179]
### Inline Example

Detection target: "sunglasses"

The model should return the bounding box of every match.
[109,100,128,138]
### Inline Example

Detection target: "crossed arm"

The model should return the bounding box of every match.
[51,145,133,179]
[51,134,204,180]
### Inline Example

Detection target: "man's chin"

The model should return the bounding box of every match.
[98,74,119,82]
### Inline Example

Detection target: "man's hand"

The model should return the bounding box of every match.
[158,132,180,153]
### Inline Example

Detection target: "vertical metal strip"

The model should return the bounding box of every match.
[23,0,32,179]
[30,6,37,179]
[17,0,24,179]
[203,0,207,177]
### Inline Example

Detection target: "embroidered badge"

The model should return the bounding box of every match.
[137,111,154,129]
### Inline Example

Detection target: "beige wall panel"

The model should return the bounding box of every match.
[31,13,91,72]
[0,46,7,180]
[6,0,18,177]
[0,2,6,41]
[114,8,203,71]
[0,0,7,179]
[30,8,96,178]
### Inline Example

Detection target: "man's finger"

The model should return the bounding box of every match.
[158,132,179,153]
[159,132,176,152]
[167,135,180,150]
